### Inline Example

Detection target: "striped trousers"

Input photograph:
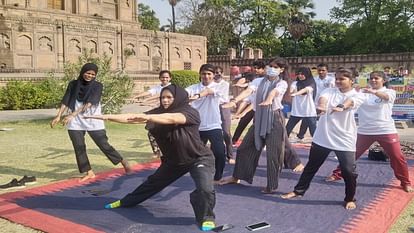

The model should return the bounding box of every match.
[232,110,285,190]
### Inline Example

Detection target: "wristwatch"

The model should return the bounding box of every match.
[336,104,345,109]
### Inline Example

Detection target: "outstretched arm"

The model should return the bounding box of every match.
[362,88,390,101]
[84,113,187,125]
[222,87,254,108]
[259,88,279,106]
[291,87,310,97]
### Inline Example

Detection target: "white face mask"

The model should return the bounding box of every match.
[266,66,281,77]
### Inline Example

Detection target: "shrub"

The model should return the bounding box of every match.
[171,70,199,88]
[0,77,63,110]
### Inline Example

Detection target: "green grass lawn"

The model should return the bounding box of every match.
[0,119,413,232]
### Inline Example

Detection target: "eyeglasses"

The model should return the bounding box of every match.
[317,69,327,72]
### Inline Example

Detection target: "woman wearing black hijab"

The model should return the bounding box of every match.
[84,84,216,231]
[285,66,318,139]
[50,63,132,182]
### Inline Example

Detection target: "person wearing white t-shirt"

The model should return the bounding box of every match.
[186,64,227,182]
[326,71,413,192]
[285,67,317,138]
[134,70,172,105]
[296,63,335,141]
[281,68,364,210]
[50,63,132,182]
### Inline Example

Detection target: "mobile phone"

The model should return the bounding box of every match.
[212,224,234,232]
[246,222,271,231]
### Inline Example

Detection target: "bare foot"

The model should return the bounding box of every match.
[293,163,304,173]
[218,177,240,185]
[79,170,96,182]
[345,201,356,210]
[121,159,133,175]
[213,180,221,185]
[325,174,342,182]
[403,185,414,193]
[152,151,162,159]
[280,191,302,199]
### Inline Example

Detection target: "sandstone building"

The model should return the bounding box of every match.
[0,0,207,76]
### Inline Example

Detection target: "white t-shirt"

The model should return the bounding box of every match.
[314,75,335,101]
[215,79,230,104]
[312,88,364,151]
[357,87,397,135]
[67,100,105,131]
[248,77,287,111]
[290,81,317,117]
[186,82,222,131]
[148,83,171,96]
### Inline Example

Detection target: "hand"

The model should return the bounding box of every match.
[62,114,75,125]
[362,88,377,94]
[258,99,272,106]
[316,106,326,116]
[50,116,61,128]
[221,101,236,109]
[189,95,200,101]
[291,93,297,97]
[330,107,345,114]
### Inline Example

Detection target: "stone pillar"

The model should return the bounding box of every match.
[227,48,236,59]
[56,22,64,69]
[254,48,262,59]
[243,47,254,59]
[116,25,122,70]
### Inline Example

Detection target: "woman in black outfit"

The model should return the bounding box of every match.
[85,84,216,231]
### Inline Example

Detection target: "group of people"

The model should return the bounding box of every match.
[50,60,413,231]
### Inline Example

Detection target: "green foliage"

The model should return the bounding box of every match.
[0,76,62,110]
[138,3,160,30]
[61,49,134,114]
[330,0,414,54]
[170,70,199,88]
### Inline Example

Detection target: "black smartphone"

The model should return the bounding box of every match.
[246,222,271,231]
[212,224,234,232]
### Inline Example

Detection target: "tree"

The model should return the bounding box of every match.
[280,20,348,56]
[330,0,414,54]
[179,0,240,55]
[280,0,315,56]
[138,3,160,31]
[167,0,182,32]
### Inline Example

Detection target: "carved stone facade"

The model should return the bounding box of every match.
[0,0,207,77]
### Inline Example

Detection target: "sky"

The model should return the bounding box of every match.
[139,0,340,26]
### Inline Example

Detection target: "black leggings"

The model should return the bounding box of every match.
[293,143,357,202]
[68,129,123,173]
